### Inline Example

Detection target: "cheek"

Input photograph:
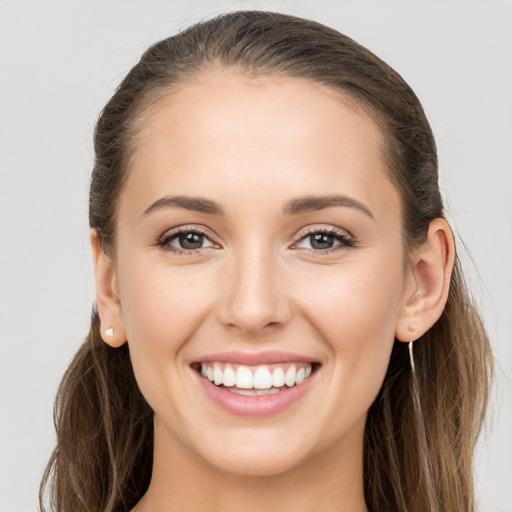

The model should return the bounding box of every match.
[122,277,192,346]
[299,258,403,344]
[116,259,216,402]
[295,257,404,408]
[120,253,214,335]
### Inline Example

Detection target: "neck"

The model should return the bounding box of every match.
[136,419,368,512]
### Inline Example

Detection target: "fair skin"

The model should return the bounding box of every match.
[91,71,454,512]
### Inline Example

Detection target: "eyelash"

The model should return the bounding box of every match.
[156,225,213,256]
[156,225,355,256]
[294,227,355,255]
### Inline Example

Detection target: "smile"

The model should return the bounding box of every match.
[191,355,319,416]
[199,362,313,396]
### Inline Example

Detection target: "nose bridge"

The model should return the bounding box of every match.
[217,237,290,334]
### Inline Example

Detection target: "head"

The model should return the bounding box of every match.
[41,11,491,512]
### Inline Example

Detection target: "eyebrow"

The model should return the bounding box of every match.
[142,194,374,219]
[283,194,374,219]
[143,196,225,216]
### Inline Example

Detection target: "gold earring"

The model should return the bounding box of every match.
[105,327,114,337]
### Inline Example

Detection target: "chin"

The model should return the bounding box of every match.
[186,423,327,478]
[203,444,310,477]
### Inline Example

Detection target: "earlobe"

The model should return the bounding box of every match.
[395,218,455,342]
[90,229,127,348]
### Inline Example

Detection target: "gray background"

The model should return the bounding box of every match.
[1,1,511,510]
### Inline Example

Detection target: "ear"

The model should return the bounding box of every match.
[395,218,455,342]
[90,229,127,347]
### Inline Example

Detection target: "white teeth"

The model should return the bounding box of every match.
[253,366,273,389]
[285,366,296,387]
[230,388,257,396]
[228,387,282,396]
[272,367,285,388]
[223,364,236,387]
[199,362,314,390]
[295,367,306,385]
[213,363,223,385]
[236,366,254,389]
[257,388,281,395]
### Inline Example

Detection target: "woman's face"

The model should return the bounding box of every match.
[113,71,412,476]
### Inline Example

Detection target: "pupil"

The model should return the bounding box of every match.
[179,232,203,249]
[311,233,333,249]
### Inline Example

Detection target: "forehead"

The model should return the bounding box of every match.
[120,71,398,222]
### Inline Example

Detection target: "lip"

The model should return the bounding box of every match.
[191,355,319,417]
[191,350,319,366]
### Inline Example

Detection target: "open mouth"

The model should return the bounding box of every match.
[191,361,319,397]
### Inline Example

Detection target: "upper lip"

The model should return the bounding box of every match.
[192,351,320,366]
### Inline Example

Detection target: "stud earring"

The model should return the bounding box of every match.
[105,327,114,337]
[408,324,416,372]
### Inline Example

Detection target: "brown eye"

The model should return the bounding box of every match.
[177,232,205,250]
[309,233,335,250]
[158,228,216,253]
[293,227,354,254]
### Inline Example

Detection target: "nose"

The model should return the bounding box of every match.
[215,245,292,335]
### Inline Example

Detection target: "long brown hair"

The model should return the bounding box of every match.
[40,11,492,512]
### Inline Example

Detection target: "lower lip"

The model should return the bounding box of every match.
[194,369,317,417]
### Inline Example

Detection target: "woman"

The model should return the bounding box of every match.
[39,11,492,512]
